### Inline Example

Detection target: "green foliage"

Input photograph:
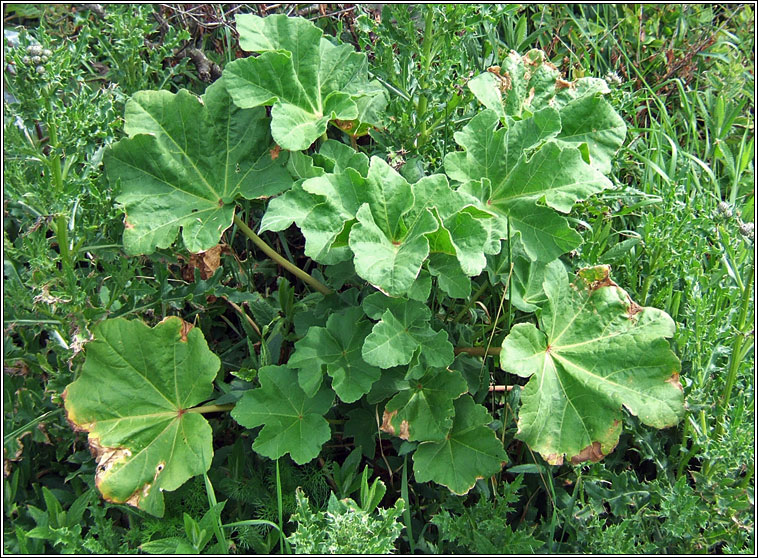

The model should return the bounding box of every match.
[231,366,334,465]
[106,81,291,254]
[61,8,687,522]
[4,4,754,555]
[432,476,542,553]
[63,317,220,517]
[288,488,405,554]
[501,264,683,465]
[413,396,508,494]
[288,306,380,403]
[226,14,387,150]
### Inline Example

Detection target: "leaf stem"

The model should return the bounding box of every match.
[275,459,286,554]
[185,403,236,414]
[453,280,490,323]
[454,346,501,357]
[233,213,333,296]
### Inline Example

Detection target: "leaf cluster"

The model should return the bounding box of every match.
[56,12,691,522]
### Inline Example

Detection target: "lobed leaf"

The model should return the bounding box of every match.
[288,306,381,403]
[413,396,508,495]
[225,14,388,151]
[467,49,626,174]
[361,293,454,370]
[500,265,684,465]
[63,317,220,517]
[106,79,290,255]
[380,367,468,442]
[446,108,612,262]
[231,365,334,464]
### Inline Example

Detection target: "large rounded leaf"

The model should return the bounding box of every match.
[445,109,611,262]
[500,265,684,465]
[63,317,220,517]
[106,78,291,255]
[231,365,334,464]
[413,395,508,494]
[466,49,626,174]
[225,14,387,150]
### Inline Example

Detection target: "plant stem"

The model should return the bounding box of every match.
[401,455,415,554]
[233,213,333,296]
[453,280,490,323]
[454,346,502,357]
[414,6,435,148]
[715,258,753,439]
[185,403,236,414]
[44,95,75,284]
[275,459,286,554]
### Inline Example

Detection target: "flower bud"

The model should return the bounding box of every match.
[739,222,754,242]
[41,55,49,62]
[31,55,42,64]
[26,44,42,56]
[22,55,31,64]
[35,65,46,75]
[42,49,52,58]
[717,201,733,218]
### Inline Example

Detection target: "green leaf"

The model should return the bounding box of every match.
[225,14,387,150]
[344,408,377,459]
[259,142,369,265]
[500,265,684,465]
[288,307,381,403]
[314,139,370,175]
[486,239,566,312]
[260,182,352,264]
[446,109,612,261]
[106,79,291,255]
[361,293,454,370]
[467,49,626,174]
[63,317,220,517]
[140,537,196,554]
[468,50,561,119]
[381,368,468,442]
[413,396,507,495]
[231,365,334,464]
[554,93,627,174]
[366,367,409,405]
[428,254,471,299]
[348,159,439,296]
[264,154,490,295]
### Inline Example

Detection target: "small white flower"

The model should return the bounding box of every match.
[26,44,42,56]
[35,65,46,75]
[22,55,31,65]
[605,71,623,86]
[31,55,42,64]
